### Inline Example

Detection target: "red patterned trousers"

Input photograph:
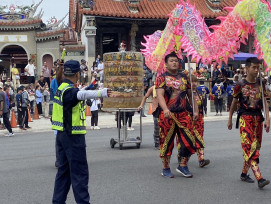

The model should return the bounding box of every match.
[239,115,264,180]
[194,113,205,149]
[159,111,195,158]
[239,115,262,162]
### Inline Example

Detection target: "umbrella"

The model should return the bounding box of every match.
[233,52,257,61]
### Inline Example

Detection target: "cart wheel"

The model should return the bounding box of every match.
[119,144,123,150]
[110,138,116,148]
[136,143,141,149]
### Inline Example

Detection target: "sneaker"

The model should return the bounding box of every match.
[258,178,270,189]
[130,127,134,131]
[19,127,27,130]
[215,113,219,116]
[94,126,100,130]
[220,113,222,116]
[90,126,94,130]
[240,174,254,183]
[142,115,147,117]
[199,159,210,168]
[5,132,14,137]
[161,168,174,178]
[176,165,193,178]
[25,126,31,129]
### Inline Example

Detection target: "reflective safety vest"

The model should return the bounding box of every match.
[51,82,86,134]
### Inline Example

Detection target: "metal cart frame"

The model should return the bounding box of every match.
[110,108,142,150]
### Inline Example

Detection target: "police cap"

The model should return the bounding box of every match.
[64,60,81,75]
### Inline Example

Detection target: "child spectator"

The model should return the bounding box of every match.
[35,85,43,115]
[27,86,35,114]
[43,84,50,118]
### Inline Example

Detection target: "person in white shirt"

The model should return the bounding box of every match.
[24,59,36,85]
[90,98,101,130]
[97,60,104,83]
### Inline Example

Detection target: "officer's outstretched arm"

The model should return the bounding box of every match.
[77,88,108,100]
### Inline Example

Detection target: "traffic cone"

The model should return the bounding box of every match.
[10,110,17,128]
[148,103,152,115]
[28,109,32,122]
[86,106,91,116]
[34,106,40,119]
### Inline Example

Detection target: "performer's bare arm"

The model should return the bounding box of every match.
[138,86,153,110]
[157,88,171,118]
[187,90,199,121]
[264,98,270,133]
[227,98,238,130]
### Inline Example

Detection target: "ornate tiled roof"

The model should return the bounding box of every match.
[0,19,42,30]
[36,29,66,41]
[60,45,85,51]
[76,0,238,19]
[79,0,177,19]
[60,28,78,45]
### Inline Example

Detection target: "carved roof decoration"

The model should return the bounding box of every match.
[0,0,44,20]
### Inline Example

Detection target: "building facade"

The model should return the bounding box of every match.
[0,1,82,80]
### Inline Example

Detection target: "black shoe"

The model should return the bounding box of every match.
[19,127,27,130]
[258,178,270,189]
[142,115,147,117]
[199,159,210,168]
[240,174,255,183]
[25,126,31,129]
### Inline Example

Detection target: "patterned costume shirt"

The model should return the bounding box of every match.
[233,79,267,111]
[155,71,191,112]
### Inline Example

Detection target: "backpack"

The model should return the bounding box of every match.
[217,85,222,99]
[86,99,93,107]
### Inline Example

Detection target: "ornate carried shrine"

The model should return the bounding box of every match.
[103,51,144,109]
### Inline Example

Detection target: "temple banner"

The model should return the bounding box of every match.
[103,52,144,109]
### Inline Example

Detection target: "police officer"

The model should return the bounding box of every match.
[52,60,111,204]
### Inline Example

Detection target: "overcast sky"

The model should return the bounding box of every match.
[0,0,69,24]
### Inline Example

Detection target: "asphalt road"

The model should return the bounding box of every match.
[0,120,271,204]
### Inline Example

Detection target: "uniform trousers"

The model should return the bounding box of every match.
[52,131,90,204]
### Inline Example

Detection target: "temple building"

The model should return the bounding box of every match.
[70,0,246,66]
[0,0,81,81]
